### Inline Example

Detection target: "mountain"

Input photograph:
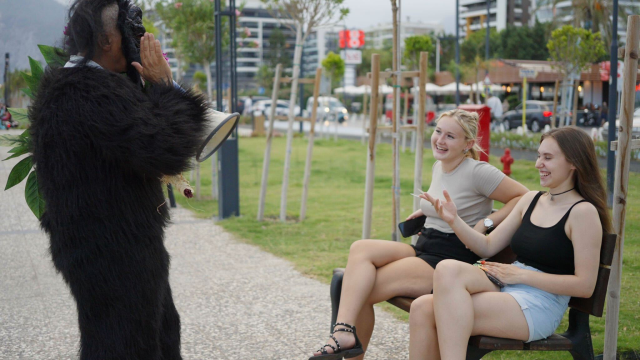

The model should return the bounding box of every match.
[0,0,68,82]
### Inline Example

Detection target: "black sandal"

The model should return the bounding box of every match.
[309,322,364,360]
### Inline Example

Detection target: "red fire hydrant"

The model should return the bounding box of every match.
[501,148,514,176]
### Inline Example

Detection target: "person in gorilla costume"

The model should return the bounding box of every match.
[29,0,208,358]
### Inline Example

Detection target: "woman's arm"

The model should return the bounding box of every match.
[422,191,536,258]
[473,176,529,233]
[483,202,603,298]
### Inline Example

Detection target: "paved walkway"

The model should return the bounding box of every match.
[0,133,409,360]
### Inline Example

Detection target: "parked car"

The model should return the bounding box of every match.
[501,100,554,132]
[601,108,640,140]
[253,100,301,118]
[306,96,349,123]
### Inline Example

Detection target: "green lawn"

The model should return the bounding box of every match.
[174,136,640,359]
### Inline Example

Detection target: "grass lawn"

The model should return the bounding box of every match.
[174,135,640,359]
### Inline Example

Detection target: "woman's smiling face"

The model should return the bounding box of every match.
[536,137,575,188]
[431,116,470,162]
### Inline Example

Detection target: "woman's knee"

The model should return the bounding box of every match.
[348,239,379,260]
[433,259,466,287]
[410,295,435,327]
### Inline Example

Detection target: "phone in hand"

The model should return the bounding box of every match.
[398,215,427,238]
[474,262,505,288]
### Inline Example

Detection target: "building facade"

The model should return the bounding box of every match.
[459,0,534,37]
[364,19,444,49]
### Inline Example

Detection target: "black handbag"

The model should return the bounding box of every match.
[398,215,427,238]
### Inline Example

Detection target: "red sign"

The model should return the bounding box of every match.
[599,61,623,82]
[339,30,365,49]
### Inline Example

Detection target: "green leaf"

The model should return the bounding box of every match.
[22,73,39,98]
[0,134,25,147]
[38,45,69,68]
[5,156,33,191]
[8,144,28,154]
[21,87,34,99]
[4,145,30,161]
[7,108,29,123]
[28,57,44,85]
[25,171,45,219]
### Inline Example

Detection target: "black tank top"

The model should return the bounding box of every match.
[510,192,587,275]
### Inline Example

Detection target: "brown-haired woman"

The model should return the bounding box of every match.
[310,109,529,359]
[410,126,611,359]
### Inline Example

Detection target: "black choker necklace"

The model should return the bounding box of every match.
[548,188,575,201]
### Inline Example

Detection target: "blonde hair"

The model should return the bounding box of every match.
[435,109,484,160]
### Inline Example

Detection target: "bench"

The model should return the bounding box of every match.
[329,233,616,360]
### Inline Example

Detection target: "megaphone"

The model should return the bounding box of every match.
[196,109,240,162]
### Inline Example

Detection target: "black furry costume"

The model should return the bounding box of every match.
[29,63,208,358]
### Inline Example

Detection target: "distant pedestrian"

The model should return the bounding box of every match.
[600,101,608,126]
[487,92,503,123]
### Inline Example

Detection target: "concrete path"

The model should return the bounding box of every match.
[0,131,409,360]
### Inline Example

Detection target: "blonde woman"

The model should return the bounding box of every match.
[310,109,528,360]
[409,127,612,359]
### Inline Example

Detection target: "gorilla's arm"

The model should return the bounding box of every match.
[39,67,210,178]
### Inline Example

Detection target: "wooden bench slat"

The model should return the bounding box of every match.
[469,335,524,350]
[387,297,413,312]
[527,334,573,351]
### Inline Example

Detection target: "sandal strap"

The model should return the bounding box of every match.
[333,322,356,332]
[329,334,342,352]
[334,327,354,334]
[318,343,337,355]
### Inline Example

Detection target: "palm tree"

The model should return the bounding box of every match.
[534,0,636,49]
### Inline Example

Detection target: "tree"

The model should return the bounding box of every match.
[547,25,606,125]
[357,48,393,77]
[460,28,501,64]
[256,64,274,90]
[500,21,551,60]
[156,0,222,100]
[261,0,348,222]
[266,28,292,70]
[322,51,345,91]
[404,35,433,70]
[534,0,633,50]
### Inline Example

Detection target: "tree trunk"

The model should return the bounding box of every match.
[572,79,579,126]
[551,79,559,128]
[203,60,213,101]
[280,23,304,222]
[391,0,401,241]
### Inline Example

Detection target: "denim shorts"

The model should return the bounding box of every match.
[501,261,570,342]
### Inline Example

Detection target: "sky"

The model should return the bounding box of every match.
[53,0,457,34]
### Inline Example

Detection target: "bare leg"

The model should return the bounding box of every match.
[313,240,433,357]
[409,295,440,360]
[433,260,529,360]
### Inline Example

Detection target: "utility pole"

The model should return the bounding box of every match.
[3,53,9,107]
[455,0,460,106]
[215,0,241,219]
[485,0,490,102]
[606,0,619,206]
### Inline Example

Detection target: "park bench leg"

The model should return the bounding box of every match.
[465,346,492,360]
[330,271,344,332]
[561,309,594,360]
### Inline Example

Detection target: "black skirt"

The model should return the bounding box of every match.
[411,227,481,269]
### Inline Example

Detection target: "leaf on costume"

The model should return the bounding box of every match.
[25,171,45,219]
[0,134,25,147]
[8,108,29,123]
[38,45,69,68]
[21,87,34,99]
[5,156,33,191]
[4,145,30,161]
[28,57,44,84]
[22,73,39,98]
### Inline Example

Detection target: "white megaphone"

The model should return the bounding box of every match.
[196,109,240,162]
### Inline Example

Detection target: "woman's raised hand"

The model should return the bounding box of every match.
[421,190,458,225]
[131,32,173,85]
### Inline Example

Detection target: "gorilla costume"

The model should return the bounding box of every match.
[29,0,208,358]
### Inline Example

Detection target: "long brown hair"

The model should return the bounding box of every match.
[541,127,612,233]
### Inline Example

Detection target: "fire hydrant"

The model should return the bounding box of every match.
[501,148,514,176]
